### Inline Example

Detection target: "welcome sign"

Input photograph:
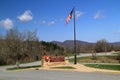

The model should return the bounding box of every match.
[44,56,65,62]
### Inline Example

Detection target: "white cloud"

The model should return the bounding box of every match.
[48,21,55,26]
[42,20,46,24]
[0,18,13,30]
[17,10,33,22]
[40,20,55,26]
[76,11,84,18]
[94,11,104,19]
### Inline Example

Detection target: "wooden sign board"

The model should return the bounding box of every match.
[43,56,65,62]
[42,56,68,67]
[49,56,65,62]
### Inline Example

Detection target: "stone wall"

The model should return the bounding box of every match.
[41,56,69,67]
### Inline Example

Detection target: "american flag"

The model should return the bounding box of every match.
[66,8,74,24]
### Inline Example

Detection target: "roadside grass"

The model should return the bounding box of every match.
[112,52,120,55]
[69,55,119,63]
[0,60,41,67]
[84,64,120,71]
[66,53,75,57]
[7,65,41,70]
[51,66,76,69]
[69,56,91,62]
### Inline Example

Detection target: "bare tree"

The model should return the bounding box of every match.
[95,39,110,52]
[0,34,7,65]
[22,29,40,61]
[5,28,23,68]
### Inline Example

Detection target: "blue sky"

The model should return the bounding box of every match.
[0,0,120,42]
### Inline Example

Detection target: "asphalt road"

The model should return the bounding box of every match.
[66,52,115,59]
[0,52,117,71]
[0,52,120,80]
[0,70,120,80]
[0,61,41,71]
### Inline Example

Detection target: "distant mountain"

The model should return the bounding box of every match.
[51,41,63,46]
[52,40,120,48]
[52,40,94,48]
[110,42,120,47]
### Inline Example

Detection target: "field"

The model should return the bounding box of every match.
[85,64,120,71]
[69,55,120,63]
[7,65,41,70]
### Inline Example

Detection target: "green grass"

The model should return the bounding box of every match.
[69,55,119,63]
[69,56,90,62]
[113,52,120,55]
[7,65,41,70]
[84,64,120,71]
[66,53,74,57]
[51,66,76,69]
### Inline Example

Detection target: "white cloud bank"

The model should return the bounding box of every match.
[17,10,33,22]
[0,18,13,30]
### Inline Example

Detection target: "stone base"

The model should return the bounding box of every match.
[42,60,69,67]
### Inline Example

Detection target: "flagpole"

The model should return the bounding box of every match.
[73,7,77,64]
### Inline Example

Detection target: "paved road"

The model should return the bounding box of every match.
[0,52,117,71]
[66,52,115,59]
[0,52,120,80]
[0,69,120,80]
[0,61,41,71]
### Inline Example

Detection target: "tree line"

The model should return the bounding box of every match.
[0,28,64,66]
[64,39,120,54]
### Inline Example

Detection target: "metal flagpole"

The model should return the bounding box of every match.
[73,6,77,64]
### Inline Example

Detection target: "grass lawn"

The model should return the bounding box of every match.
[113,52,120,55]
[66,53,75,57]
[51,66,76,69]
[84,64,120,71]
[69,56,91,62]
[7,65,41,70]
[69,55,119,63]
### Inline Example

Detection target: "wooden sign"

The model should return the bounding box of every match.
[43,56,65,62]
[49,56,65,62]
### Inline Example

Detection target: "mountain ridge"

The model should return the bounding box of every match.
[51,40,120,48]
[52,40,94,48]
